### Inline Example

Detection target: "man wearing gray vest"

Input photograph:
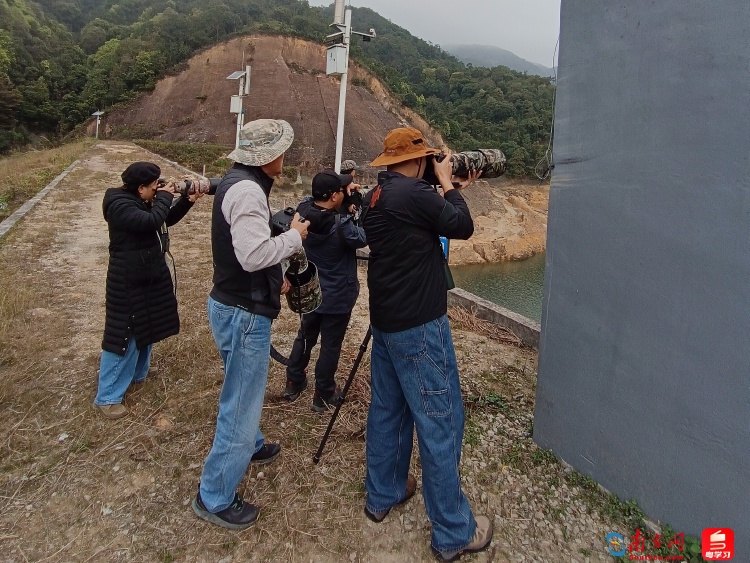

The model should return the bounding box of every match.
[193,119,308,530]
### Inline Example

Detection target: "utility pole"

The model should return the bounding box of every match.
[326,0,375,172]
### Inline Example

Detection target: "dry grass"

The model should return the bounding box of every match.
[448,306,524,347]
[0,140,94,220]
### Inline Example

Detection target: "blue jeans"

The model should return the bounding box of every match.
[94,338,152,406]
[365,315,476,553]
[199,297,271,512]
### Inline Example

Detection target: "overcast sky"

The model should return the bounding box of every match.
[307,0,561,67]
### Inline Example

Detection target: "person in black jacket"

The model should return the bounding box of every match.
[361,127,493,562]
[283,170,367,411]
[94,161,203,419]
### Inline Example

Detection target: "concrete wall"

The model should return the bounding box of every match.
[448,288,540,350]
[534,0,750,557]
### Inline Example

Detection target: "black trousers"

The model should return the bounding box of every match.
[286,311,352,397]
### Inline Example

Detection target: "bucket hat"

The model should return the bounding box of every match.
[340,160,360,173]
[227,119,294,167]
[370,127,441,167]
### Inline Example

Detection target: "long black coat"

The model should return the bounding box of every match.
[101,188,194,355]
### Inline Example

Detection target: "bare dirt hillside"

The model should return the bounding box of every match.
[0,142,624,562]
[99,35,445,169]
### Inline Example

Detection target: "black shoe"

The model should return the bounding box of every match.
[283,377,308,402]
[311,387,343,413]
[192,490,259,530]
[250,442,281,465]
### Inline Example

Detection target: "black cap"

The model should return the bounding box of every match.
[312,170,352,200]
[121,162,161,189]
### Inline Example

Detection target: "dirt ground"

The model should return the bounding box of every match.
[0,142,623,562]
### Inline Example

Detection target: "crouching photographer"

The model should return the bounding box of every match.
[282,170,367,412]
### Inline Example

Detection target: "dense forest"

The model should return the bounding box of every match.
[0,0,554,175]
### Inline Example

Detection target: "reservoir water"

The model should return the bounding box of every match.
[450,253,546,322]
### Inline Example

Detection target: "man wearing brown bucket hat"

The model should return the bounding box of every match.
[193,119,309,530]
[361,127,492,561]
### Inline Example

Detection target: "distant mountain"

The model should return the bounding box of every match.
[442,44,554,77]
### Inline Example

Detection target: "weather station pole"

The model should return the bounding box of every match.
[227,66,251,149]
[326,0,375,172]
[91,110,105,139]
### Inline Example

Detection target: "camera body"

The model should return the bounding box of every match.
[271,207,296,236]
[342,189,363,210]
[422,149,507,185]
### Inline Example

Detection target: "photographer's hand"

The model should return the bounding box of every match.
[187,179,205,202]
[157,180,175,195]
[433,151,455,195]
[280,276,291,295]
[453,169,482,190]
[290,212,309,240]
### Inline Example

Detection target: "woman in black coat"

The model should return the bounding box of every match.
[94,162,203,419]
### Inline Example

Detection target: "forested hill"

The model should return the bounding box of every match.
[0,0,554,176]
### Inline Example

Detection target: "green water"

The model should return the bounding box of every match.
[450,253,546,322]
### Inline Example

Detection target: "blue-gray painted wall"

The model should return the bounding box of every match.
[534,0,750,557]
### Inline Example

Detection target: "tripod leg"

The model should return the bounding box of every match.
[313,326,372,464]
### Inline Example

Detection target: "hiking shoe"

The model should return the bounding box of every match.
[95,403,128,419]
[283,378,308,402]
[311,387,343,413]
[364,474,418,523]
[432,515,493,561]
[250,442,281,465]
[192,490,259,530]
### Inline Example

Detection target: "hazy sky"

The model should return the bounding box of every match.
[307,0,561,67]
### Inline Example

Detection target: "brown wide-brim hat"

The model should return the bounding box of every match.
[370,127,441,167]
[227,119,294,167]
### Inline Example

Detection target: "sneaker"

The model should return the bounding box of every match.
[192,489,259,530]
[311,387,343,413]
[95,403,128,419]
[250,442,281,465]
[432,515,493,562]
[364,474,418,523]
[283,378,308,402]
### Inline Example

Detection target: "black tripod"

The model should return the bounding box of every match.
[313,326,372,464]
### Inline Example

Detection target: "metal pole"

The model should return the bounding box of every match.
[95,115,100,139]
[235,77,244,149]
[333,7,351,174]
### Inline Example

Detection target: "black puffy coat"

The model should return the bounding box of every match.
[101,188,194,355]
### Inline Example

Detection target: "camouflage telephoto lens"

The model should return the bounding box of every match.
[169,178,220,196]
[423,149,507,185]
[442,149,507,179]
